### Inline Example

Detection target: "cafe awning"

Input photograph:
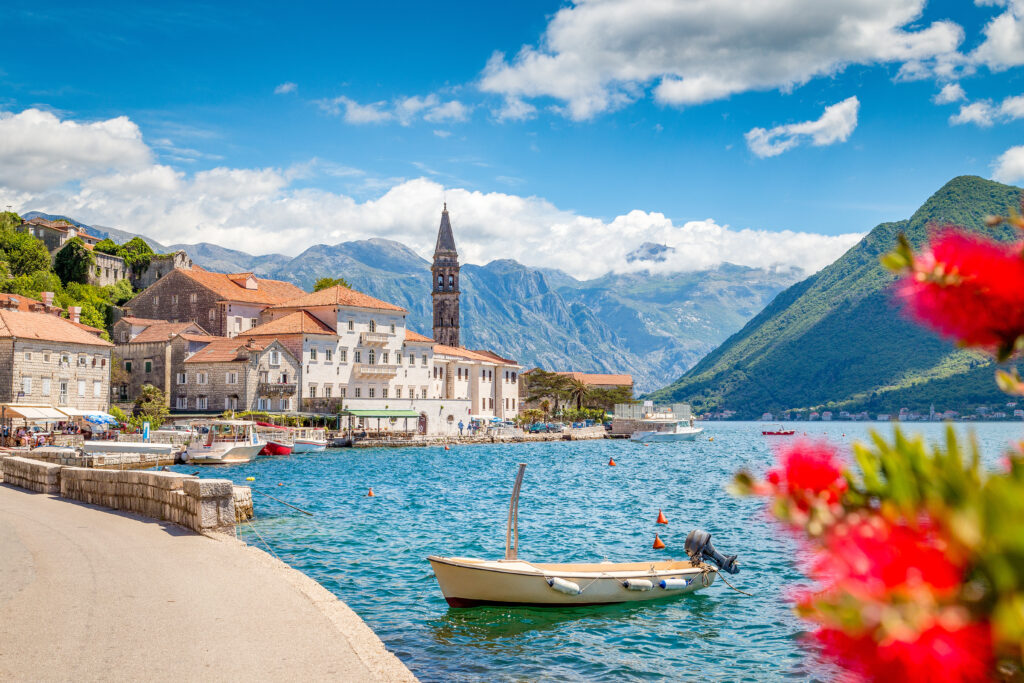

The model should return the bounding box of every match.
[59,408,120,425]
[339,409,422,418]
[0,404,69,421]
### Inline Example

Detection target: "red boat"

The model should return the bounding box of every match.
[256,422,294,455]
[762,424,796,436]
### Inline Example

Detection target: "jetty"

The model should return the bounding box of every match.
[0,473,415,681]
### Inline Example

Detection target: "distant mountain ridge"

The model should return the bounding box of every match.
[20,212,800,391]
[648,176,1020,417]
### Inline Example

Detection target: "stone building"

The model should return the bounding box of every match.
[111,318,215,405]
[0,297,113,411]
[121,267,306,337]
[177,338,300,413]
[17,217,102,252]
[131,251,193,290]
[431,204,461,347]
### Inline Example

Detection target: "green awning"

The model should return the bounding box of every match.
[340,409,422,418]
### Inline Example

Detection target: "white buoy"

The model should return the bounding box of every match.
[623,579,653,591]
[659,578,690,590]
[546,577,582,595]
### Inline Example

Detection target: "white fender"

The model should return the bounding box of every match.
[659,578,690,590]
[623,579,654,591]
[546,577,581,595]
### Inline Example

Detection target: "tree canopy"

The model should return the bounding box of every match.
[0,229,51,276]
[314,276,351,291]
[53,237,95,285]
[0,211,22,232]
[93,238,119,255]
[118,236,155,275]
[133,384,169,429]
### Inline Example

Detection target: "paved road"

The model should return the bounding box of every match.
[0,484,415,682]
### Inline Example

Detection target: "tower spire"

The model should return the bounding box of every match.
[431,204,460,347]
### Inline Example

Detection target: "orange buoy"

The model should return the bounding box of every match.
[367,488,375,497]
[277,483,283,487]
[653,534,666,549]
[444,445,450,451]
[608,457,616,466]
[656,509,668,525]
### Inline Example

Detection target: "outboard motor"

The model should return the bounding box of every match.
[685,529,740,574]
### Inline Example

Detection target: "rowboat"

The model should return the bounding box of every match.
[761,424,795,436]
[428,464,740,607]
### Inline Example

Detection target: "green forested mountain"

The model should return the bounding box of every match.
[648,176,1022,418]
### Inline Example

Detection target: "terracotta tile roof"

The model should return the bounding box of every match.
[69,320,105,336]
[269,284,406,312]
[130,321,208,343]
[177,267,306,305]
[245,311,335,336]
[404,329,434,343]
[237,332,303,361]
[185,337,266,363]
[471,349,518,364]
[0,293,41,312]
[554,371,633,386]
[180,333,221,343]
[119,316,167,326]
[24,217,72,232]
[0,309,113,347]
[434,344,517,364]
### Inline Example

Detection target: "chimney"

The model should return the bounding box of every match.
[69,306,81,324]
[41,291,54,307]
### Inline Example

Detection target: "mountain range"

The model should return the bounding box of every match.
[648,176,1020,417]
[23,212,801,392]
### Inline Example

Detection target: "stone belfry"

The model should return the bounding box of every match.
[432,203,460,347]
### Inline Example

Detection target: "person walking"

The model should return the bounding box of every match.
[458,420,464,436]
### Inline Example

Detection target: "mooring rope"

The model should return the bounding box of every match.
[244,517,283,562]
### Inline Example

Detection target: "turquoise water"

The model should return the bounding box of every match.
[173,421,1023,681]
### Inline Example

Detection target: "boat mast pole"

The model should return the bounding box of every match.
[505,463,526,560]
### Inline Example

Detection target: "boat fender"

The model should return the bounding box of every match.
[623,579,653,591]
[660,578,690,590]
[547,577,581,595]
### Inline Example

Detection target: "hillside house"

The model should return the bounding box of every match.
[177,338,300,413]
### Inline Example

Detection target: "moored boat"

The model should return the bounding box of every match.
[629,418,704,442]
[761,424,795,436]
[255,422,294,456]
[185,420,264,465]
[290,426,327,453]
[428,464,740,608]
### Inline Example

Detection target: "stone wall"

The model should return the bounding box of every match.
[1,339,111,409]
[124,270,225,335]
[1,456,236,533]
[131,251,193,290]
[90,251,129,287]
[233,485,253,522]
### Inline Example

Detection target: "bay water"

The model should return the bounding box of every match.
[173,421,1022,681]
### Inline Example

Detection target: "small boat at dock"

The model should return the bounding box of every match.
[290,427,327,453]
[185,420,264,465]
[255,423,294,456]
[428,464,740,607]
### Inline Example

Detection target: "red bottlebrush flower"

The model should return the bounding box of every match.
[814,515,965,599]
[765,440,848,509]
[896,228,1024,357]
[816,618,992,683]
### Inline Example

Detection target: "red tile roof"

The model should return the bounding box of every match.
[130,322,208,343]
[119,316,167,326]
[178,267,306,305]
[434,344,517,364]
[404,329,433,343]
[554,371,633,386]
[0,309,113,347]
[471,349,518,364]
[245,311,335,336]
[0,293,41,312]
[269,284,406,312]
[185,337,267,363]
[68,320,105,336]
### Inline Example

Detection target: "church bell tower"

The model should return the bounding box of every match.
[432,203,460,347]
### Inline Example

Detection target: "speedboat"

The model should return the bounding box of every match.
[761,424,795,436]
[185,420,264,464]
[290,427,327,453]
[629,415,704,442]
[428,464,739,607]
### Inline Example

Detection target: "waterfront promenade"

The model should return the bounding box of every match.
[0,484,415,682]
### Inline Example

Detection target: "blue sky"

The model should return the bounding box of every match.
[2,0,1024,278]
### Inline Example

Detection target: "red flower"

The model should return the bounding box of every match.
[765,440,848,509]
[897,228,1024,356]
[816,618,992,683]
[814,515,965,599]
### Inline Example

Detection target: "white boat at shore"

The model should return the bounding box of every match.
[428,464,739,607]
[185,420,264,465]
[629,418,704,442]
[290,427,327,453]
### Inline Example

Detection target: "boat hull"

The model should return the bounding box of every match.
[292,439,327,453]
[630,427,703,442]
[186,442,264,465]
[260,440,293,456]
[428,556,715,607]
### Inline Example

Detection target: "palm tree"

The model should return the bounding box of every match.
[539,399,551,419]
[567,378,590,410]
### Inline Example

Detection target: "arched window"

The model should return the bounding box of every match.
[437,275,443,287]
[368,349,376,364]
[448,274,454,289]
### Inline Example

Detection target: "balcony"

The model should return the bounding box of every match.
[360,331,394,346]
[353,363,399,379]
[258,382,297,397]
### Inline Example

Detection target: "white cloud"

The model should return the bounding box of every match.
[493,96,536,122]
[0,107,862,280]
[479,0,963,120]
[972,0,1024,69]
[433,130,452,138]
[933,82,966,104]
[949,93,1024,126]
[317,93,471,126]
[745,97,859,158]
[992,144,1024,183]
[274,82,297,95]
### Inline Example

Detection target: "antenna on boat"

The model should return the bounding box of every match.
[505,463,526,560]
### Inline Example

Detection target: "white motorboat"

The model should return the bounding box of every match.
[428,464,739,607]
[185,420,264,465]
[290,427,327,453]
[629,416,704,442]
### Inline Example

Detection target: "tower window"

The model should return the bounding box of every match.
[448,274,454,288]
[437,275,443,287]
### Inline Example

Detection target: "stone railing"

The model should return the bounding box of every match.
[257,382,297,397]
[1,456,236,533]
[352,363,399,379]
[359,331,393,345]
